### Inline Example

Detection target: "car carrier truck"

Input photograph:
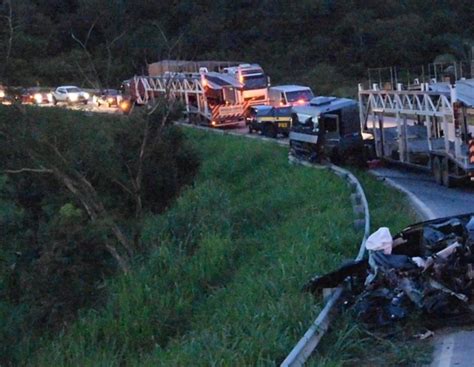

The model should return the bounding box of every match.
[121,61,270,127]
[358,82,474,186]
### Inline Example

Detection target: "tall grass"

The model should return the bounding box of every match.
[31,130,417,366]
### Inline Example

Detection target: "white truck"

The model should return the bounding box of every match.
[268,85,314,107]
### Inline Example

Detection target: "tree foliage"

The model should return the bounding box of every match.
[0,104,199,362]
[1,0,473,91]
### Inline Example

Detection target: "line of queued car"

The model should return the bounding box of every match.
[0,85,122,109]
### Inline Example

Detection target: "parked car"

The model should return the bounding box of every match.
[51,86,89,105]
[0,85,5,103]
[94,89,120,107]
[21,87,53,104]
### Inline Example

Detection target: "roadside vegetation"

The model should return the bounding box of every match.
[0,104,199,364]
[0,126,420,365]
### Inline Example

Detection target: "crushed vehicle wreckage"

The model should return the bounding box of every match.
[304,213,474,327]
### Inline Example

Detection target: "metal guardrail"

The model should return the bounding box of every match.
[281,159,370,367]
[175,121,371,366]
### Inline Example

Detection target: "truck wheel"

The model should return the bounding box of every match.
[248,124,253,134]
[441,158,453,188]
[432,157,442,185]
[264,124,277,138]
[52,96,57,105]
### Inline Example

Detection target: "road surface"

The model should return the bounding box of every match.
[369,166,474,367]
[370,166,474,219]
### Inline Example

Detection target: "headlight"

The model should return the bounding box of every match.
[69,94,78,102]
[119,100,131,112]
[83,92,90,99]
[0,90,5,98]
[34,93,43,103]
[47,93,53,102]
[107,97,114,103]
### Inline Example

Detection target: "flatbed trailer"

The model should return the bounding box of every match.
[358,83,474,186]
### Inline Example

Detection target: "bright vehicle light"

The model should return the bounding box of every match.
[47,93,53,102]
[119,100,131,112]
[83,92,90,99]
[107,97,114,103]
[297,99,306,104]
[34,93,43,104]
[0,90,5,98]
[69,93,78,102]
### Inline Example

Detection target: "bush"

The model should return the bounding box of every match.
[0,106,200,365]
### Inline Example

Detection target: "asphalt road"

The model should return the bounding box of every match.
[366,167,474,367]
[370,166,474,219]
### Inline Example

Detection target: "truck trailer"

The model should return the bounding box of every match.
[122,61,270,127]
[358,82,474,186]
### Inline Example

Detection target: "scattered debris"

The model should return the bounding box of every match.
[413,330,434,340]
[304,213,474,327]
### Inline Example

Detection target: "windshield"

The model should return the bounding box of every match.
[340,105,360,135]
[242,74,267,90]
[66,87,81,93]
[286,90,314,103]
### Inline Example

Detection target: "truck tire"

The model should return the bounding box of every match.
[264,123,277,138]
[441,158,453,188]
[432,156,442,185]
[52,96,57,105]
[248,124,253,134]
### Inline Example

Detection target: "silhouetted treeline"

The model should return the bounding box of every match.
[1,0,473,93]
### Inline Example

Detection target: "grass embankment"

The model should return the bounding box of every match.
[32,129,418,366]
[310,170,432,367]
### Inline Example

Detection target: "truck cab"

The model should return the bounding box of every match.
[289,97,365,163]
[247,105,293,138]
[222,63,269,105]
[269,85,314,107]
